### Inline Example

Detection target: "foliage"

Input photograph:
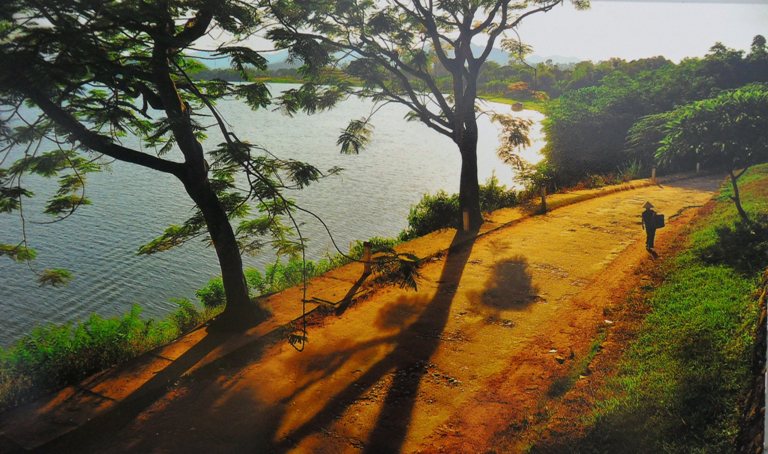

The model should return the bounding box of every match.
[656,84,768,170]
[402,190,460,240]
[35,269,73,287]
[269,0,587,229]
[0,0,345,325]
[197,236,402,307]
[543,38,768,186]
[494,113,533,170]
[0,301,207,412]
[401,176,518,239]
[657,83,768,221]
[701,214,768,275]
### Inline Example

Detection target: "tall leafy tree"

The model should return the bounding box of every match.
[657,84,768,222]
[269,0,588,229]
[0,0,337,329]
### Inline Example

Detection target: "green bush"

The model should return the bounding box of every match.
[401,190,460,239]
[701,214,768,274]
[479,173,518,212]
[0,300,205,412]
[401,176,518,239]
[196,276,226,308]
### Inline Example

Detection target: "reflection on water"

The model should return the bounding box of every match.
[0,87,545,346]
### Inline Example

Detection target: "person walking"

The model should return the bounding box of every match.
[641,201,658,251]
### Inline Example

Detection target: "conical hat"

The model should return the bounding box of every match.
[643,201,654,209]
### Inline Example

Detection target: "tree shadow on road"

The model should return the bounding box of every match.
[39,328,238,451]
[271,230,477,453]
[478,255,540,312]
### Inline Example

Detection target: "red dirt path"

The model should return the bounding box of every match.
[0,174,723,453]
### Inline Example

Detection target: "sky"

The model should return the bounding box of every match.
[515,0,768,62]
[199,0,768,63]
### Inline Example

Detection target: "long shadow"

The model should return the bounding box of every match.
[334,270,371,315]
[38,329,236,452]
[273,230,477,453]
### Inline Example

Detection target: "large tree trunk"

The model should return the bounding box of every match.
[452,53,483,231]
[458,123,483,230]
[183,172,267,330]
[149,42,264,331]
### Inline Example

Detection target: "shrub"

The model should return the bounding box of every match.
[479,173,518,212]
[701,214,768,274]
[401,177,518,239]
[617,160,642,182]
[195,276,226,309]
[0,300,205,413]
[401,190,460,239]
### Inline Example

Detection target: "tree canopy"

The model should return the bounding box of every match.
[0,0,338,329]
[543,37,768,185]
[657,84,768,221]
[269,0,588,229]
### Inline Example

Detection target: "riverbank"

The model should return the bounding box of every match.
[0,92,541,346]
[0,172,729,451]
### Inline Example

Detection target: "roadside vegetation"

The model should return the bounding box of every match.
[0,171,524,413]
[0,236,399,413]
[544,36,768,185]
[542,164,768,452]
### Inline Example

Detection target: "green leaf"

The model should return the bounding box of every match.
[284,160,321,188]
[44,195,91,215]
[0,244,37,262]
[337,118,373,154]
[234,83,271,110]
[0,186,33,213]
[216,46,268,75]
[37,268,73,287]
[10,150,77,177]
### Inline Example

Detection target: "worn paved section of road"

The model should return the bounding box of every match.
[0,174,723,453]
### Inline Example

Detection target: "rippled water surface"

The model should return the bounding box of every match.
[0,87,544,346]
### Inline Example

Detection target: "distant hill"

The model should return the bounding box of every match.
[188,47,582,71]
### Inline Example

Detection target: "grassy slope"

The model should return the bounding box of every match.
[565,165,768,452]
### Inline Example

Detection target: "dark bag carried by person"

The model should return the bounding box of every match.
[655,213,665,228]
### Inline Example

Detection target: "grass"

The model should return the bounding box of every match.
[0,236,400,414]
[553,164,768,452]
[547,330,609,399]
[0,300,209,412]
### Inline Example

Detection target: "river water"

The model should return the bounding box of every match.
[0,86,544,346]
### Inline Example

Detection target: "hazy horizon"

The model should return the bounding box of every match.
[515,0,767,62]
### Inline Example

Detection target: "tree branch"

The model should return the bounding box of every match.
[19,81,185,177]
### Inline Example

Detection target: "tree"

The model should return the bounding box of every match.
[0,1,336,329]
[269,0,589,229]
[657,84,768,222]
[501,34,537,91]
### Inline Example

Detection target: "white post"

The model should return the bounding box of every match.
[696,162,701,174]
[651,167,657,183]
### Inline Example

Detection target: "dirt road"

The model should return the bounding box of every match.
[6,175,724,453]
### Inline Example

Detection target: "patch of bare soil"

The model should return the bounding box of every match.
[494,202,716,453]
